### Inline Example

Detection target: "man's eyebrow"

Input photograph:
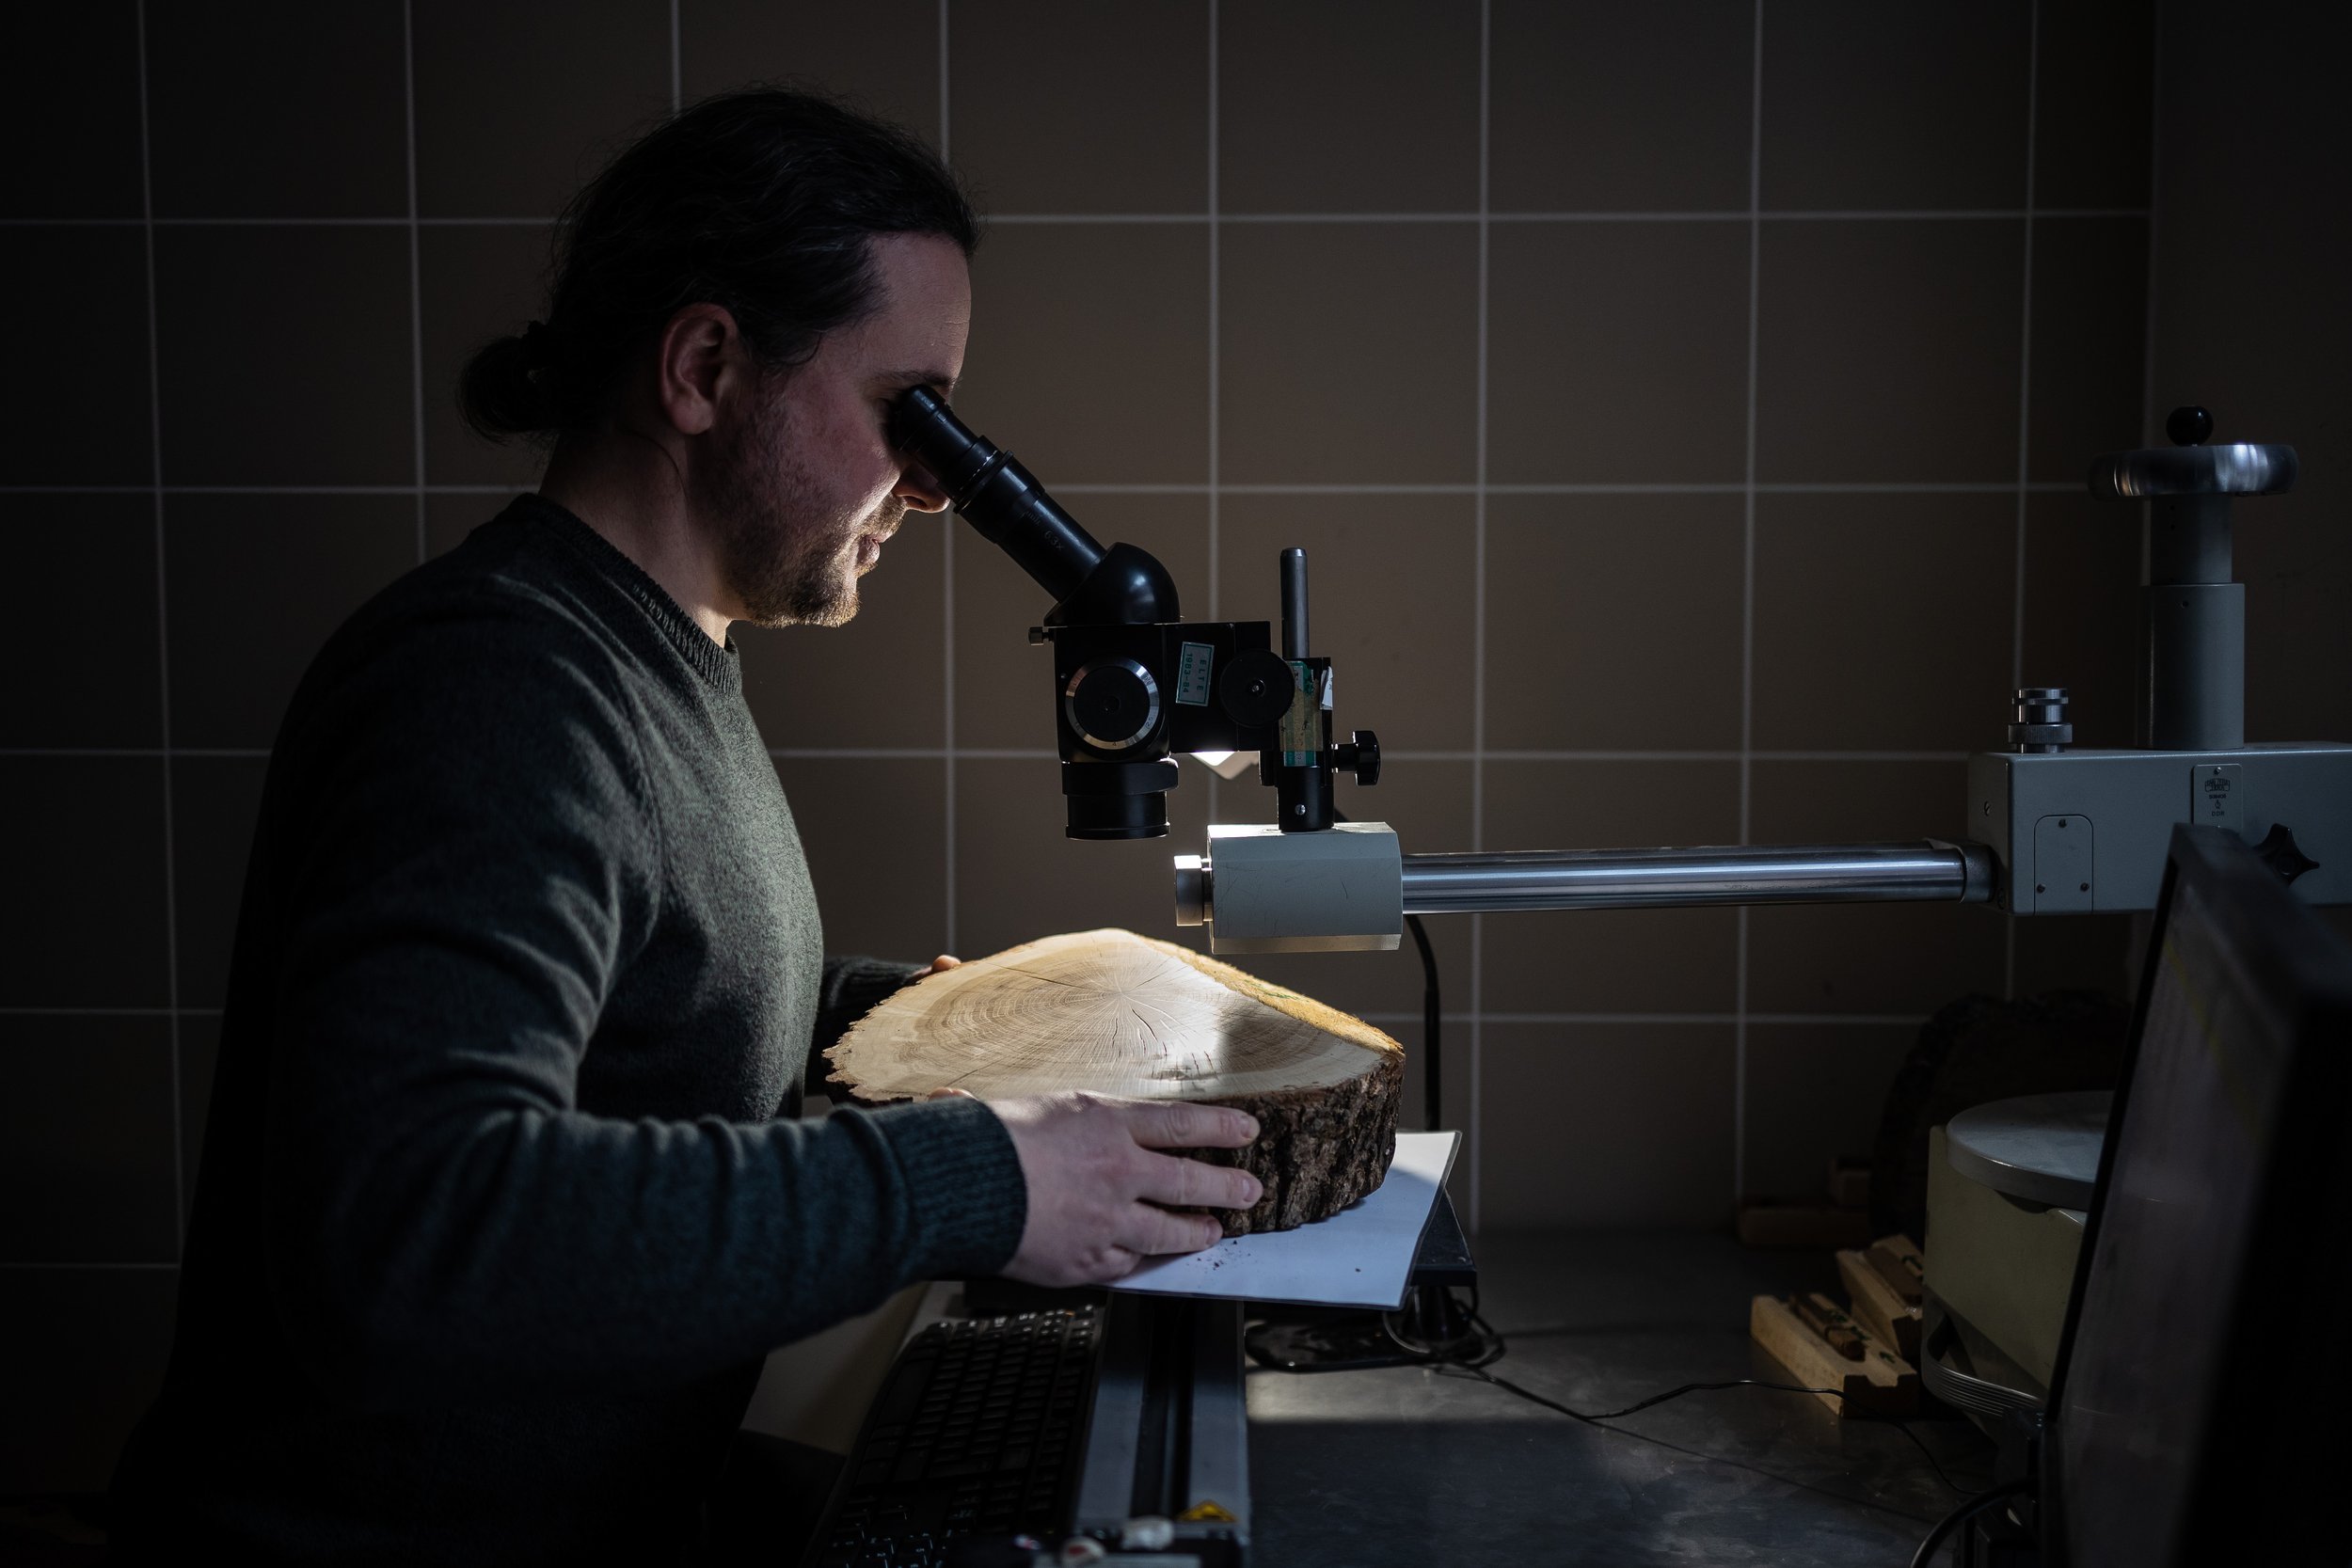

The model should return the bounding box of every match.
[880,368,959,396]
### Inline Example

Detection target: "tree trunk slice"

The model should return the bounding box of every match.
[825,928,1405,1235]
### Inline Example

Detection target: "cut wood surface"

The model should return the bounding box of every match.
[825,928,1405,1235]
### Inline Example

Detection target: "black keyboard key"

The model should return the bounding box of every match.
[801,1307,1102,1568]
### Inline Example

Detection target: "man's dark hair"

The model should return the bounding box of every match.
[460,87,978,443]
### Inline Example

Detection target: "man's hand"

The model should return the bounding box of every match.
[971,1092,1262,1287]
[924,955,961,974]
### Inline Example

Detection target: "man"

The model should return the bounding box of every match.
[110,89,1261,1561]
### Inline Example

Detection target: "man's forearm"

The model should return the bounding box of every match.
[271,1093,1023,1412]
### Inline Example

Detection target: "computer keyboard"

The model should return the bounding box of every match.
[802,1303,1104,1568]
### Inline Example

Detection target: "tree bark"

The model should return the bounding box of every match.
[825,928,1404,1234]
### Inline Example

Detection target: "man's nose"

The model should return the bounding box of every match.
[895,461,952,514]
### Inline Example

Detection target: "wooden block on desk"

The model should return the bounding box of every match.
[1827,1156,1872,1210]
[1735,1202,1874,1249]
[1749,1293,1919,1418]
[1837,1247,1923,1360]
[1866,1234,1926,1305]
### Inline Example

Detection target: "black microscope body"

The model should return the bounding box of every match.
[892,387,1376,840]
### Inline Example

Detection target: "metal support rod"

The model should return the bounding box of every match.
[1398,841,1993,914]
[1279,547,1308,660]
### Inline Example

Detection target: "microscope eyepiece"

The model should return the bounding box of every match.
[889,386,1107,606]
[889,386,1000,502]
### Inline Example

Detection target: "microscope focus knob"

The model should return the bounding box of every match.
[1218,649,1297,729]
[1062,657,1161,752]
[1333,729,1382,786]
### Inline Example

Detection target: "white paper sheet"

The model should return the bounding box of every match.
[1111,1131,1460,1309]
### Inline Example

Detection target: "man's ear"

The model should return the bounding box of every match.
[654,303,743,437]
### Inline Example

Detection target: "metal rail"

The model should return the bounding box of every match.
[1398,841,1994,915]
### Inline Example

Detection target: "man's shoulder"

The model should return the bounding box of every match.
[290,507,646,749]
[346,505,633,666]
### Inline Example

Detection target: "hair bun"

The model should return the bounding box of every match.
[457,329,561,441]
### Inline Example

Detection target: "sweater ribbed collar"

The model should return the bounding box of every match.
[516,494,741,691]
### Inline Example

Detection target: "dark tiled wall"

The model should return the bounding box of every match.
[2147,0,2352,743]
[0,0,2206,1491]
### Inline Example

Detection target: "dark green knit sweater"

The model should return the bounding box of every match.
[111,496,1027,1562]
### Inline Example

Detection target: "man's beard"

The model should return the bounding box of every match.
[696,386,902,629]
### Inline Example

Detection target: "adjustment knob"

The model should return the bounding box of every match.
[1218,649,1297,729]
[1332,729,1382,786]
[1171,854,1208,926]
[2090,404,2296,498]
[2253,823,2320,886]
[2010,687,2073,754]
[1062,657,1161,752]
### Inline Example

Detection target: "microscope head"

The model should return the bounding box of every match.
[891,386,1377,845]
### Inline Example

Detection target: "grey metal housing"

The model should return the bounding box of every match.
[1969,744,2352,912]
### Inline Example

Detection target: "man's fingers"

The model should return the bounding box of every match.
[1120,1202,1226,1259]
[924,1086,976,1101]
[1121,1100,1260,1150]
[1136,1150,1263,1212]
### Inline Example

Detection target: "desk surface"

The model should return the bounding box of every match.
[1246,1231,1994,1567]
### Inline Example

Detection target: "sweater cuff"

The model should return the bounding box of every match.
[813,956,930,1057]
[866,1095,1028,1279]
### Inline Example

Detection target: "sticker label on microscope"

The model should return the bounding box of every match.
[1175,641,1215,706]
[1279,662,1319,765]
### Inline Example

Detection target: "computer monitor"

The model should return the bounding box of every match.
[2042,825,2352,1567]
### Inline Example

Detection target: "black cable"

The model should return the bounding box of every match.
[1907,1478,2030,1568]
[1454,1357,1985,1495]
[1378,1282,1503,1369]
[1403,912,1440,1130]
[1884,1421,1992,1499]
[1330,805,1443,1133]
[1446,1359,1835,1423]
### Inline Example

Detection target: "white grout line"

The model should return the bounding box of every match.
[1734,0,1765,1212]
[0,1007,223,1018]
[405,0,425,565]
[2007,1,2042,1001]
[0,480,2087,498]
[2139,15,2165,455]
[132,0,185,1254]
[1205,1,1221,832]
[1,748,272,759]
[940,0,957,957]
[1206,0,1220,625]
[0,1262,182,1272]
[0,1004,1920,1027]
[982,214,1214,225]
[3,207,2147,230]
[1479,1012,1930,1027]
[1469,0,1491,1236]
[974,207,2147,226]
[4,745,1974,763]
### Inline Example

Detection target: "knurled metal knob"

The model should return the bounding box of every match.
[2010,687,2073,754]
[2089,404,2297,498]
